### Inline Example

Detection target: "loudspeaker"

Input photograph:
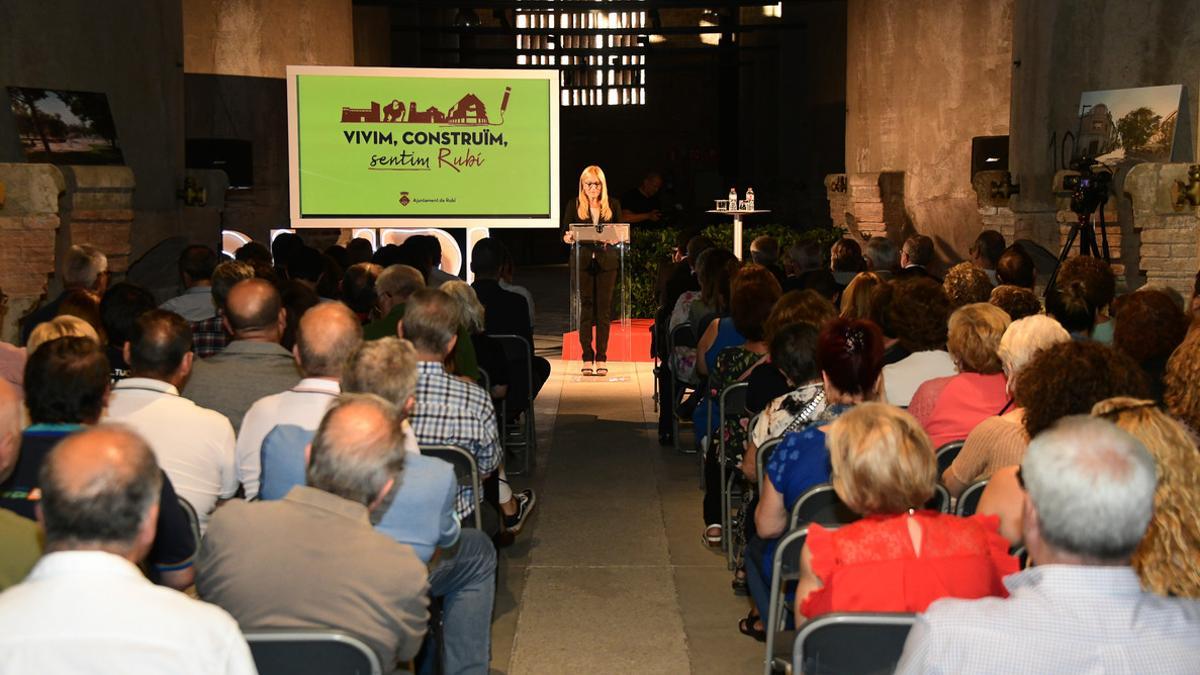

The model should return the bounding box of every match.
[971,136,1009,176]
[186,138,253,188]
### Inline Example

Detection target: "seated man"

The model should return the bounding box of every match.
[362,264,425,340]
[402,288,535,534]
[191,260,256,358]
[259,337,496,675]
[469,238,550,400]
[0,337,196,589]
[198,394,429,670]
[104,310,238,530]
[161,245,221,322]
[20,244,108,345]
[235,301,362,499]
[897,416,1200,674]
[0,426,255,672]
[184,278,302,431]
[896,234,940,282]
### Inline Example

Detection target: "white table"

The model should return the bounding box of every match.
[705,209,770,259]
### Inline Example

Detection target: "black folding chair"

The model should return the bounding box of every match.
[791,612,917,675]
[763,527,810,675]
[935,440,965,476]
[789,483,861,531]
[956,479,989,517]
[925,483,951,513]
[491,334,535,475]
[668,323,697,452]
[755,437,782,489]
[420,444,483,529]
[245,629,382,675]
[177,496,201,552]
[719,381,750,569]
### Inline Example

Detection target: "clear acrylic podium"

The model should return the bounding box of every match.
[569,223,631,366]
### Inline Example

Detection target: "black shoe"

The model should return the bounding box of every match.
[503,489,537,533]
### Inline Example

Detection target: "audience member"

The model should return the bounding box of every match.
[341,261,382,323]
[942,315,1069,497]
[989,283,1042,320]
[1045,279,1097,339]
[942,262,993,308]
[880,277,955,406]
[470,238,550,396]
[20,244,108,345]
[104,310,237,530]
[838,271,884,320]
[499,247,537,325]
[1091,397,1200,599]
[620,171,664,225]
[0,426,255,672]
[234,241,271,267]
[909,303,1010,447]
[897,234,939,281]
[688,248,740,354]
[969,229,1006,285]
[324,244,349,272]
[346,237,374,265]
[161,245,220,321]
[996,244,1036,289]
[198,395,430,669]
[829,237,865,287]
[401,289,534,533]
[897,416,1200,674]
[56,288,106,344]
[362,264,425,340]
[183,278,302,431]
[863,236,898,279]
[1164,326,1200,435]
[192,260,255,358]
[26,315,99,355]
[1112,288,1187,400]
[750,235,787,285]
[785,241,837,296]
[443,280,510,400]
[746,289,836,414]
[0,380,35,591]
[1057,254,1116,343]
[279,279,321,351]
[0,337,196,589]
[413,235,458,287]
[794,403,1014,624]
[270,231,304,278]
[100,282,157,380]
[235,302,362,499]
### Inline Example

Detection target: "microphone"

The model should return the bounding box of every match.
[595,221,605,234]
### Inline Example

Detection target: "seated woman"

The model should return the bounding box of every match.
[739,318,884,639]
[1112,289,1188,401]
[745,289,837,415]
[942,315,1069,497]
[1044,279,1097,340]
[794,403,1017,622]
[441,281,510,401]
[838,272,884,320]
[699,265,782,546]
[1165,326,1200,437]
[879,277,955,407]
[908,303,1010,448]
[1056,254,1116,343]
[669,248,736,393]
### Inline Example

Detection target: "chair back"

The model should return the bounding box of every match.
[756,437,781,487]
[718,382,749,462]
[245,629,382,675]
[792,612,917,675]
[789,483,860,530]
[490,333,536,473]
[177,496,201,551]
[925,483,951,513]
[670,322,696,350]
[763,526,810,675]
[420,444,483,529]
[491,334,533,407]
[935,440,965,475]
[956,479,989,517]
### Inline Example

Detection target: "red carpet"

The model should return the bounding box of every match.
[561,318,654,362]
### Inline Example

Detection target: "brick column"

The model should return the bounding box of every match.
[0,164,64,342]
[58,166,135,275]
[1124,163,1200,296]
[826,171,907,241]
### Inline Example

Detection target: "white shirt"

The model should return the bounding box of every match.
[236,377,340,499]
[159,286,216,322]
[0,551,256,675]
[882,349,956,407]
[896,565,1200,674]
[104,377,237,530]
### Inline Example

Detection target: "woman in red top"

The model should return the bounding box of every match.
[794,402,1017,623]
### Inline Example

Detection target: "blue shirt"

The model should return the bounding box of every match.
[761,425,833,581]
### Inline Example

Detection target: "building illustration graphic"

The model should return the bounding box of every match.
[340,87,511,125]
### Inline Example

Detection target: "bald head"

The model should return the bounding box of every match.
[40,425,162,556]
[307,394,406,506]
[296,302,363,378]
[0,380,21,483]
[224,278,285,341]
[128,309,193,382]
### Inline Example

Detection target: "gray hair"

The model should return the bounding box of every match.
[307,394,406,506]
[376,264,425,302]
[62,245,108,288]
[1022,415,1157,561]
[440,280,485,333]
[40,424,162,548]
[343,337,419,408]
[997,315,1070,380]
[401,288,458,354]
[864,236,898,272]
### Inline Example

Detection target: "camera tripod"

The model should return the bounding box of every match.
[1044,202,1111,298]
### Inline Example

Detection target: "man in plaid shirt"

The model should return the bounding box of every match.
[191,261,255,358]
[401,288,536,533]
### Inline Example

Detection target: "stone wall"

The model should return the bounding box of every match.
[825,171,909,243]
[844,0,1014,261]
[1124,163,1200,295]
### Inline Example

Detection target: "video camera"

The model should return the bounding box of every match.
[1062,157,1113,216]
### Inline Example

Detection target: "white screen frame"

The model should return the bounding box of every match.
[286,65,560,229]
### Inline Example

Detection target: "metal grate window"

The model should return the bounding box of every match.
[515,4,647,107]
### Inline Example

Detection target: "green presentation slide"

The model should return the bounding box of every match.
[296,72,552,218]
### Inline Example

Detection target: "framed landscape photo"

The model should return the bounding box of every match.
[1074,84,1186,164]
[7,87,124,165]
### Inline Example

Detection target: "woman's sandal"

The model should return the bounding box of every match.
[581,363,594,376]
[702,524,722,547]
[595,363,609,376]
[731,568,749,596]
[737,609,766,642]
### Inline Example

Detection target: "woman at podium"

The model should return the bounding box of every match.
[562,165,623,375]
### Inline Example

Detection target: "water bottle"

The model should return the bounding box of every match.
[746,187,755,211]
[728,187,738,212]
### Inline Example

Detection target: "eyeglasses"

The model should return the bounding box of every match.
[582,181,602,188]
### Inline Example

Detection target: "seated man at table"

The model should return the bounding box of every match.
[198,394,429,670]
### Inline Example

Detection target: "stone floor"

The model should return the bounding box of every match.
[486,265,761,674]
